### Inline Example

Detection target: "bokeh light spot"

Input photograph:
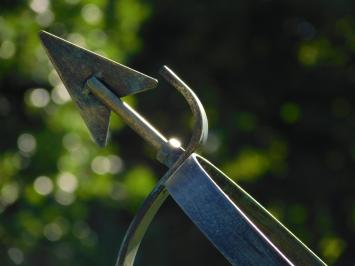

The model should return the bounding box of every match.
[57,172,78,193]
[320,236,346,264]
[108,155,124,174]
[81,4,102,25]
[33,176,53,196]
[8,247,24,265]
[91,156,111,175]
[223,150,269,181]
[36,10,54,27]
[55,190,75,206]
[0,40,16,59]
[17,133,37,154]
[51,84,70,105]
[30,88,50,108]
[48,69,61,87]
[29,0,49,13]
[43,222,62,241]
[1,183,19,206]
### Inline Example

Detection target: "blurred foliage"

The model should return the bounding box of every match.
[0,0,153,265]
[0,0,355,265]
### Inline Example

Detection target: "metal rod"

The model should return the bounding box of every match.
[159,66,208,148]
[115,66,209,266]
[86,76,168,151]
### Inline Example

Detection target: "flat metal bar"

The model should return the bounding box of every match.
[86,76,167,151]
[165,154,293,266]
[196,155,327,266]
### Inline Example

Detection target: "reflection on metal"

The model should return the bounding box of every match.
[40,31,327,266]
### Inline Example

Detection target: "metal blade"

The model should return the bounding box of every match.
[39,31,158,146]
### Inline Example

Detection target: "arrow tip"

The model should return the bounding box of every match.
[39,30,51,43]
[40,30,111,147]
[39,31,158,147]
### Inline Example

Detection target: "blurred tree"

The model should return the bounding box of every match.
[0,0,156,265]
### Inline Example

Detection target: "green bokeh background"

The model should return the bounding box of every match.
[0,0,354,265]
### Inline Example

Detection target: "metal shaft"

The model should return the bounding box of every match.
[115,66,209,266]
[86,76,168,151]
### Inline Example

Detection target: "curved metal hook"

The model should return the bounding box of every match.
[116,66,208,266]
[160,65,208,151]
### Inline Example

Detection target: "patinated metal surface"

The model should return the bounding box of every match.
[40,31,157,146]
[86,76,167,151]
[40,32,327,266]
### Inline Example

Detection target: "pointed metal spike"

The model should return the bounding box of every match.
[39,31,158,147]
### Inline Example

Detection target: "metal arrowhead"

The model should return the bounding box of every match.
[39,31,158,147]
